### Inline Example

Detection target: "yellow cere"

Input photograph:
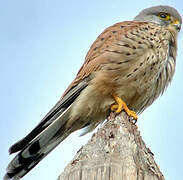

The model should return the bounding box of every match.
[173,19,180,25]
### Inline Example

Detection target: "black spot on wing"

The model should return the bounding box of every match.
[9,81,88,154]
[29,141,40,155]
[6,153,45,179]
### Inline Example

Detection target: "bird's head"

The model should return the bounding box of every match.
[134,6,182,32]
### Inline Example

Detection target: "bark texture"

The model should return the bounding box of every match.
[58,112,165,180]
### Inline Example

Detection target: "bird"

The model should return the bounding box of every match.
[4,5,182,180]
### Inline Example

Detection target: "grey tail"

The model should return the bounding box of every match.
[4,106,72,180]
[4,80,88,180]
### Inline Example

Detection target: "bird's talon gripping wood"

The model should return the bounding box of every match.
[111,95,123,113]
[111,104,119,112]
[111,95,138,120]
[127,110,138,120]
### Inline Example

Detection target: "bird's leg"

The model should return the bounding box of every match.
[111,95,138,120]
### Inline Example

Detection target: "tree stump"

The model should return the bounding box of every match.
[58,112,165,180]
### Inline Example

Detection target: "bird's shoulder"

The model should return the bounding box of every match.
[62,21,157,97]
[85,21,149,61]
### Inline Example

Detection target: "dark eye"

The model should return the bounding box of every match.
[160,13,167,18]
[158,12,170,21]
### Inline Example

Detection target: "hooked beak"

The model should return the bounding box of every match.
[172,20,181,32]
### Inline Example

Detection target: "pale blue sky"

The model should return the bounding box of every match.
[1,1,183,180]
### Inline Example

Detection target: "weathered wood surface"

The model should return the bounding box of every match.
[58,112,165,180]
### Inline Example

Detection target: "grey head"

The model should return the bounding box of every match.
[134,5,182,31]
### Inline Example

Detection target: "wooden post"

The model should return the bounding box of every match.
[58,112,165,180]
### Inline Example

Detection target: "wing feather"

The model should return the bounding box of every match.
[9,80,88,154]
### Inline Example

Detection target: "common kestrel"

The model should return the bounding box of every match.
[5,5,182,180]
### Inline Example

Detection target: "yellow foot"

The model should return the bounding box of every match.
[111,95,138,120]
